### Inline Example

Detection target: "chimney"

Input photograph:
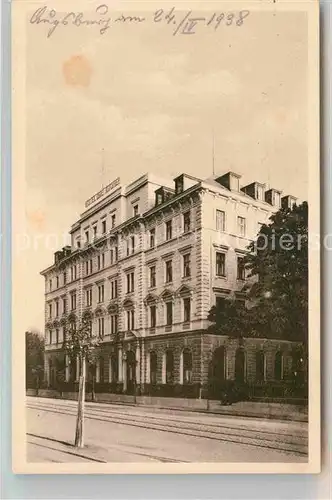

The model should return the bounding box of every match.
[215,172,241,192]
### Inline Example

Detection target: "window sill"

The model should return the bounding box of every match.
[215,274,227,279]
[165,325,173,332]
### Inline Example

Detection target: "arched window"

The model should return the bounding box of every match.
[274,351,283,380]
[256,351,265,382]
[183,348,193,384]
[166,350,174,384]
[235,348,245,383]
[150,351,158,385]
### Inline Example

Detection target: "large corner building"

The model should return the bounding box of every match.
[41,171,299,397]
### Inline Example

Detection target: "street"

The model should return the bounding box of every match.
[26,397,308,463]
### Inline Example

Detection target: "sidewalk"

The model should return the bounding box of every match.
[27,389,308,422]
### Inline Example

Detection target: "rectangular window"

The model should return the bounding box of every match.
[98,317,105,338]
[127,309,135,330]
[49,279,52,291]
[85,230,89,243]
[131,236,135,254]
[126,272,134,293]
[183,297,191,323]
[216,252,226,277]
[48,303,52,318]
[183,211,191,233]
[166,220,172,241]
[166,302,173,325]
[55,301,59,317]
[165,260,173,283]
[71,293,77,311]
[110,314,118,334]
[56,276,59,288]
[274,191,281,208]
[98,284,105,303]
[62,297,67,314]
[111,214,116,228]
[102,220,107,234]
[97,255,102,270]
[63,272,67,285]
[111,279,118,299]
[257,185,264,201]
[150,305,156,328]
[86,288,92,307]
[183,254,191,278]
[56,329,59,344]
[49,330,53,345]
[115,246,118,262]
[110,248,114,265]
[150,266,156,288]
[85,261,89,275]
[93,225,98,239]
[237,216,246,237]
[133,204,139,216]
[150,228,155,248]
[237,256,246,280]
[89,259,93,274]
[216,210,226,232]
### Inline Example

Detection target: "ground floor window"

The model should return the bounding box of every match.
[166,350,174,384]
[235,348,245,383]
[274,351,283,380]
[150,351,157,385]
[183,348,193,384]
[256,351,265,382]
[110,353,118,383]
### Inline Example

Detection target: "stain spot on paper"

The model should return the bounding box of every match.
[62,55,92,87]
[27,209,45,231]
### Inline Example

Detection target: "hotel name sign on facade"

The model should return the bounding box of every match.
[85,177,121,208]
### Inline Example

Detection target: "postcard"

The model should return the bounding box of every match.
[12,0,320,473]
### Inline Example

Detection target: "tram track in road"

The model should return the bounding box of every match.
[27,433,186,463]
[27,400,308,457]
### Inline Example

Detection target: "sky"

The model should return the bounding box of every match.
[24,6,308,332]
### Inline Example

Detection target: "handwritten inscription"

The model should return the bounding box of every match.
[29,5,250,38]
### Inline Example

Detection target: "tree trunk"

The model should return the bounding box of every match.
[74,355,86,448]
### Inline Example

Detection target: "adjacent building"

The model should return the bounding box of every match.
[41,171,300,397]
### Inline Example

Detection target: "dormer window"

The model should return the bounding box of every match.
[274,191,281,208]
[215,172,241,192]
[257,185,264,201]
[156,193,163,206]
[265,189,282,208]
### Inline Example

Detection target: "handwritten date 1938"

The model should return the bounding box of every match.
[153,8,250,35]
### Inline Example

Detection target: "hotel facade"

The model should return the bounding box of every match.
[41,171,300,398]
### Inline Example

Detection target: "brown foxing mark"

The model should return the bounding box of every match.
[26,209,46,231]
[62,55,92,87]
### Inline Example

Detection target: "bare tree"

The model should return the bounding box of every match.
[65,316,100,448]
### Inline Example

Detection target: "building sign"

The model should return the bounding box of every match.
[85,177,120,208]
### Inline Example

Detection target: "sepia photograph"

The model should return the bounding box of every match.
[12,0,320,473]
